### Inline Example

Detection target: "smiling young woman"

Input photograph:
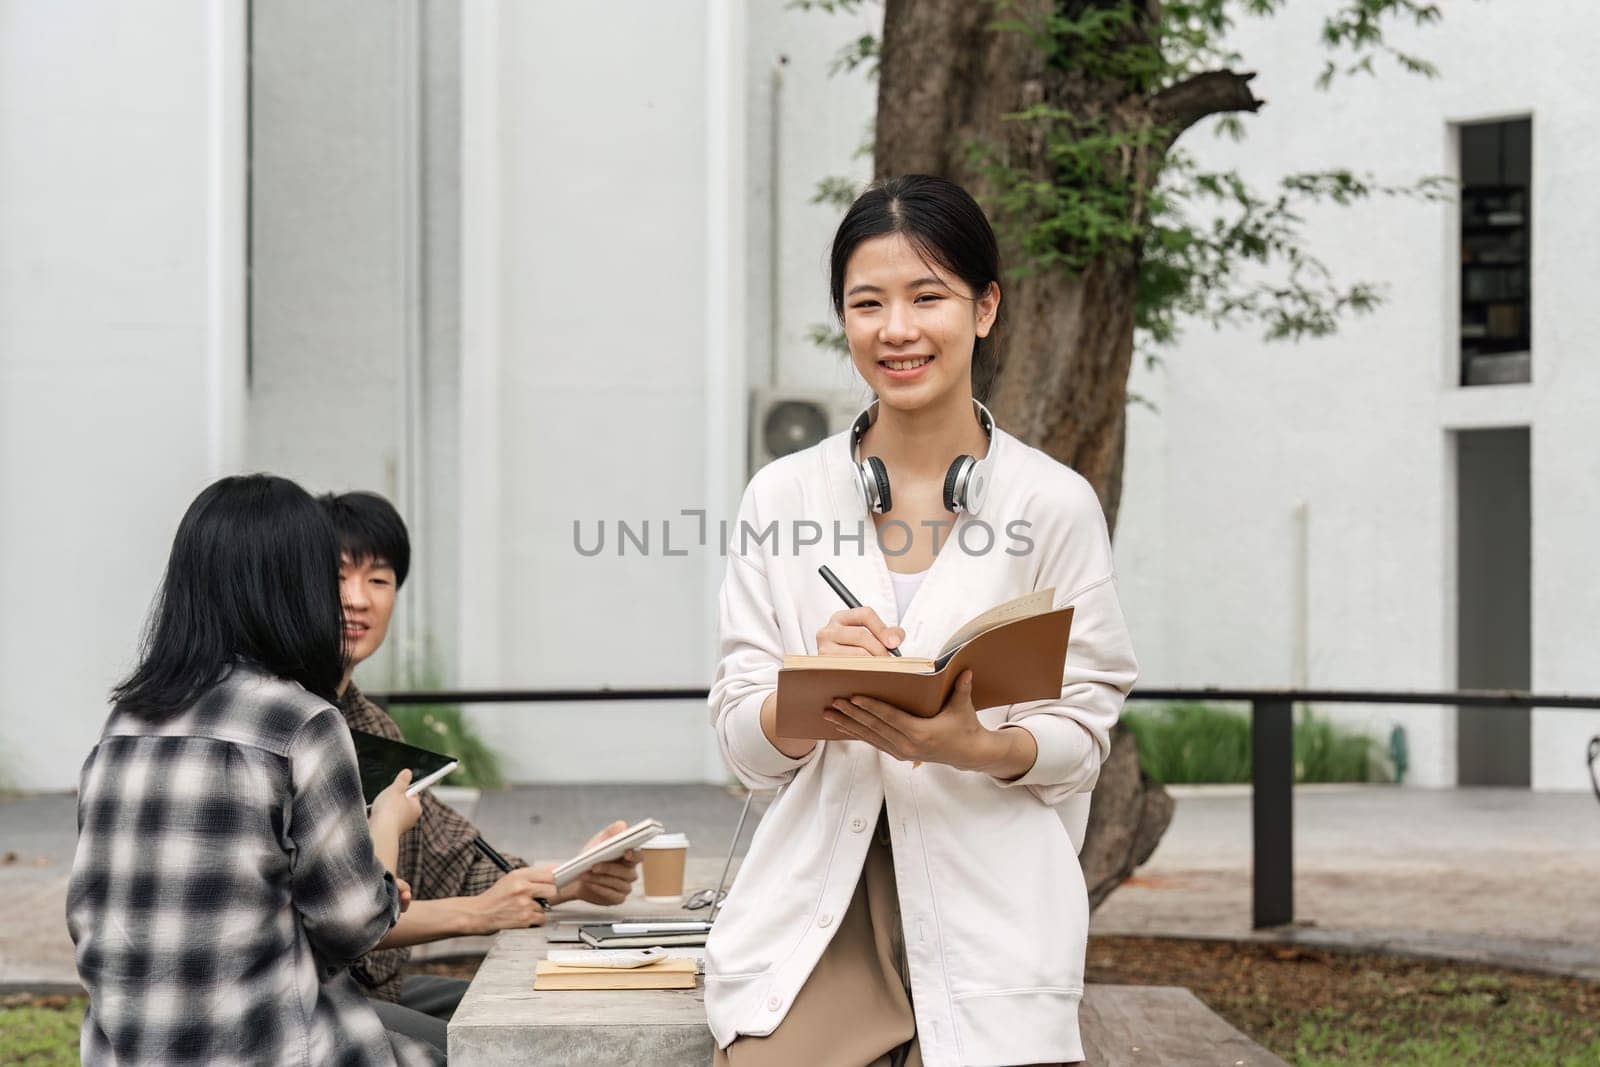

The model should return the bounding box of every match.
[705,176,1138,1067]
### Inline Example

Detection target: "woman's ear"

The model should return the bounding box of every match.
[975,281,1001,338]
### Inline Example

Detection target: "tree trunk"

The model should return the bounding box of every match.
[875,0,1157,533]
[875,0,1170,904]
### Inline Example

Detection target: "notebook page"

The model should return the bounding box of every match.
[935,587,1056,661]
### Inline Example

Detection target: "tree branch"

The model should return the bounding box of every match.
[1153,70,1263,138]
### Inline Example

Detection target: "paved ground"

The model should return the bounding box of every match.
[1091,784,1600,979]
[5,783,1598,990]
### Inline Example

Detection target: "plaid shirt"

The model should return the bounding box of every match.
[67,665,434,1066]
[338,684,525,1001]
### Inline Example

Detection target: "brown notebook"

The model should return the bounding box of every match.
[533,957,697,991]
[775,588,1073,741]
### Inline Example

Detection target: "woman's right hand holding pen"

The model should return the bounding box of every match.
[816,607,904,657]
[759,608,905,758]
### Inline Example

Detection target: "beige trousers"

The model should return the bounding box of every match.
[713,808,1074,1067]
[714,809,920,1067]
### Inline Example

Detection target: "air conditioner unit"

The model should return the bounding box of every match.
[748,388,864,478]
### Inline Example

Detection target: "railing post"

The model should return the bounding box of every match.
[1251,698,1294,928]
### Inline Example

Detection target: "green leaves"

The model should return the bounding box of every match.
[1315,0,1445,88]
[389,703,504,789]
[972,1,1455,350]
[791,0,1460,359]
[805,324,851,355]
[1139,160,1453,347]
[811,175,863,210]
[785,0,873,14]
[830,33,880,76]
[1123,703,1387,784]
[977,110,1167,276]
[991,1,1158,86]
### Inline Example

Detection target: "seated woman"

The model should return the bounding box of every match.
[67,474,435,1065]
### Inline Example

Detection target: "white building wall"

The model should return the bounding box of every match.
[244,0,461,693]
[458,0,730,783]
[1115,0,1600,790]
[744,0,882,399]
[0,2,245,789]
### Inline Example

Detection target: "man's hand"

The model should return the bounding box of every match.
[471,866,558,934]
[557,821,641,907]
[395,877,413,913]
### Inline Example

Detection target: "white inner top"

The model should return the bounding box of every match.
[889,567,929,618]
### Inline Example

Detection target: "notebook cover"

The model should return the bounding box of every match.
[774,607,1074,741]
[578,928,710,949]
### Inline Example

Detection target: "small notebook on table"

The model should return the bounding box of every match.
[775,587,1073,741]
[578,922,711,949]
[533,957,697,991]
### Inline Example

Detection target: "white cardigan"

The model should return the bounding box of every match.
[705,423,1138,1067]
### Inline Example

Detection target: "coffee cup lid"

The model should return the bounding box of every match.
[642,832,689,849]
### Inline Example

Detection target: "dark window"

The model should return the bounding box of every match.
[1458,118,1531,386]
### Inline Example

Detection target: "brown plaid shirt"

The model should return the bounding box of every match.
[338,684,526,1001]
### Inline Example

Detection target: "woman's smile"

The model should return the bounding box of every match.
[877,354,935,378]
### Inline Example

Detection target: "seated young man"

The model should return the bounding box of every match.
[322,491,640,1054]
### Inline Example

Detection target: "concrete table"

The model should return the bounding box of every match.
[450,860,1286,1066]
[449,857,725,1066]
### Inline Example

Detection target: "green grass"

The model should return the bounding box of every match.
[0,997,83,1066]
[1090,937,1600,1067]
[1292,1000,1600,1066]
[1123,702,1386,784]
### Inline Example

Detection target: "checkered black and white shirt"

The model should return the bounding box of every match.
[67,664,433,1065]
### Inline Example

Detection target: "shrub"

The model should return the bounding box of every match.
[1294,707,1380,783]
[1124,702,1254,784]
[1123,703,1385,785]
[387,702,504,789]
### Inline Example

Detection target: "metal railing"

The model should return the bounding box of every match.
[375,684,1600,929]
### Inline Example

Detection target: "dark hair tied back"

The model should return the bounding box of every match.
[829,174,1003,400]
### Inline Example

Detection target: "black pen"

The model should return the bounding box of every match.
[818,565,901,656]
[473,836,514,873]
[474,836,550,910]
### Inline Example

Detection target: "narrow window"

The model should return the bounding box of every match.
[1459,118,1531,385]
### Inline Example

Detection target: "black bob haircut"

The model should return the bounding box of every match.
[828,174,1003,400]
[319,491,410,589]
[113,474,345,720]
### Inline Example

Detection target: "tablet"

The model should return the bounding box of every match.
[551,818,664,888]
[350,728,459,804]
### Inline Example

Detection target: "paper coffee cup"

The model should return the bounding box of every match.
[640,832,689,903]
